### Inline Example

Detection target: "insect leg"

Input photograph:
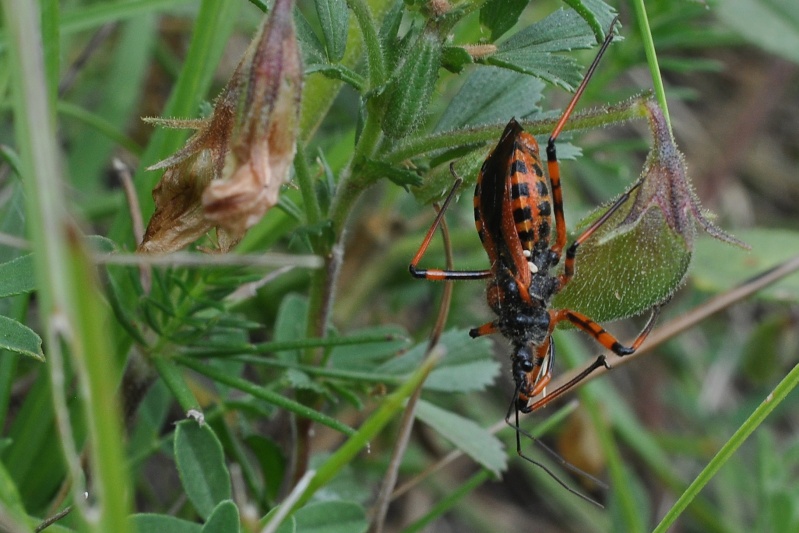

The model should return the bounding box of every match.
[557,180,642,287]
[548,17,619,259]
[522,305,662,412]
[409,174,493,281]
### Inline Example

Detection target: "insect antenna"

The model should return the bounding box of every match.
[505,381,607,508]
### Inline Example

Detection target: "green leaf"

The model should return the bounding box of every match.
[435,66,545,131]
[561,0,617,43]
[305,64,365,90]
[0,145,22,177]
[376,330,499,393]
[486,9,597,90]
[202,500,240,533]
[381,29,443,138]
[315,0,349,62]
[294,6,327,65]
[691,229,798,300]
[480,0,526,41]
[377,0,405,72]
[717,0,799,65]
[129,514,202,533]
[415,399,506,475]
[0,254,35,297]
[0,314,44,361]
[275,500,367,533]
[174,420,231,520]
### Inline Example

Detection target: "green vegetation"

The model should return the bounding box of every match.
[1,1,799,532]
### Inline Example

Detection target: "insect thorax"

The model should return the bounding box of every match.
[486,267,553,345]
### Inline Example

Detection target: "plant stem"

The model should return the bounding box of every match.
[384,96,651,164]
[653,362,799,532]
[631,0,671,130]
[3,1,130,530]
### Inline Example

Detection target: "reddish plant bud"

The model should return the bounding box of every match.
[554,97,749,322]
[139,0,301,254]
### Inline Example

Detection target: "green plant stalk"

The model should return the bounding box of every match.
[329,107,384,235]
[152,356,201,414]
[182,331,406,357]
[630,0,671,130]
[653,361,799,533]
[400,470,492,533]
[383,96,651,164]
[299,104,389,376]
[2,0,130,530]
[306,64,366,91]
[231,355,405,384]
[64,231,132,532]
[174,355,356,436]
[41,0,58,108]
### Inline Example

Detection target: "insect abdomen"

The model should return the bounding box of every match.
[510,132,552,255]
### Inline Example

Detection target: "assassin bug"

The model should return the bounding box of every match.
[409,17,662,500]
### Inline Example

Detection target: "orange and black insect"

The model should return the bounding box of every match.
[409,18,662,499]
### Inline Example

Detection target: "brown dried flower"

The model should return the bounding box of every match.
[138,0,301,254]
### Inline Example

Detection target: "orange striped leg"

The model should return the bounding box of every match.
[523,305,662,413]
[409,176,493,281]
[552,306,657,356]
[546,16,618,259]
[468,321,500,338]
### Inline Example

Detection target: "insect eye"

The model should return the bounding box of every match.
[521,360,534,372]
